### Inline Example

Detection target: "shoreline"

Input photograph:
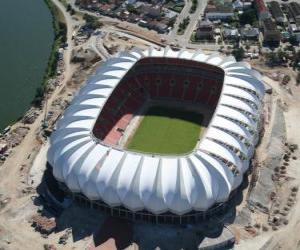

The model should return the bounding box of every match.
[32,0,67,106]
[43,0,66,83]
[1,0,66,132]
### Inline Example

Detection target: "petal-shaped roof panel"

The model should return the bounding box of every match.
[47,48,264,215]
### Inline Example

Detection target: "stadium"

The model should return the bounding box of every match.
[47,47,265,224]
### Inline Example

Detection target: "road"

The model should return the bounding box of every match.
[168,0,208,47]
[0,0,75,203]
[168,0,191,38]
[52,0,74,78]
[69,0,208,49]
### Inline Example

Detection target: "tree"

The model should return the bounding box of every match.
[189,0,198,13]
[245,44,250,52]
[277,48,287,62]
[67,4,72,12]
[296,71,300,85]
[289,35,299,46]
[83,14,103,29]
[240,9,257,25]
[232,47,245,61]
[291,50,300,70]
[266,51,279,66]
[32,87,45,107]
[126,4,138,14]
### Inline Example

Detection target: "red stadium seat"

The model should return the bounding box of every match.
[92,57,224,146]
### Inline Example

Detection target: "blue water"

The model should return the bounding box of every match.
[0,0,54,130]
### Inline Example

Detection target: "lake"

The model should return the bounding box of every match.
[0,0,54,130]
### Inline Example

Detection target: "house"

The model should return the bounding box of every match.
[141,5,161,19]
[128,0,137,4]
[232,0,251,11]
[289,23,300,33]
[288,2,300,26]
[289,23,300,42]
[254,0,271,21]
[232,0,244,11]
[195,20,214,40]
[241,25,260,40]
[150,21,168,33]
[128,13,140,23]
[262,18,281,46]
[205,1,234,20]
[269,1,285,24]
[223,28,240,40]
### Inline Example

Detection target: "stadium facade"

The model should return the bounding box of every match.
[47,47,265,223]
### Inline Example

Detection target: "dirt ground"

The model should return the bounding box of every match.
[1,1,300,247]
[234,64,300,249]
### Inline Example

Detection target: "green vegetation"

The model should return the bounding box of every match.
[33,0,67,107]
[266,50,288,66]
[296,71,300,85]
[127,106,203,154]
[239,9,257,26]
[66,4,76,15]
[165,0,184,13]
[168,18,176,28]
[232,47,245,61]
[289,35,299,46]
[83,13,103,29]
[171,5,184,13]
[126,4,139,14]
[32,87,46,107]
[190,0,198,14]
[190,32,197,42]
[44,0,66,79]
[177,16,190,35]
[291,50,300,70]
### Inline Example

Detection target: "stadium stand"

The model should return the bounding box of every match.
[92,57,224,145]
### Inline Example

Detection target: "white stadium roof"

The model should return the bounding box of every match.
[47,47,264,215]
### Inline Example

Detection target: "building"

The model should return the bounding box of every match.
[47,47,265,224]
[140,5,161,19]
[269,1,285,24]
[223,28,240,40]
[232,0,252,11]
[149,21,168,33]
[262,18,281,46]
[195,20,214,40]
[241,26,260,40]
[232,0,244,11]
[288,2,300,26]
[205,1,234,20]
[254,0,271,21]
[289,23,300,42]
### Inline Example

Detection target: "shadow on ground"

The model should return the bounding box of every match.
[32,164,249,249]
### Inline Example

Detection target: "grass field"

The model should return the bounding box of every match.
[127,106,203,154]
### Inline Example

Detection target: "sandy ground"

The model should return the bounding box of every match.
[0,0,81,248]
[28,142,49,188]
[0,1,300,248]
[235,72,300,249]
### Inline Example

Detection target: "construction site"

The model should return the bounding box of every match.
[0,0,300,249]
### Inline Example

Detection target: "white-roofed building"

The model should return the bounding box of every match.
[47,47,265,224]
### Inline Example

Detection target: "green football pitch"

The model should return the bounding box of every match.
[127,106,203,154]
